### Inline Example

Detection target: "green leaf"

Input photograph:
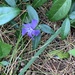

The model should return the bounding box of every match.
[0,7,20,25]
[70,2,75,13]
[0,46,3,56]
[21,12,28,23]
[57,51,70,59]
[68,48,75,57]
[0,61,9,66]
[0,40,12,58]
[39,24,55,34]
[32,0,47,8]
[70,18,75,23]
[69,11,75,19]
[27,5,39,23]
[32,34,41,50]
[5,0,16,7]
[10,21,19,28]
[60,18,70,39]
[70,17,75,28]
[52,0,58,3]
[21,12,31,23]
[48,50,70,59]
[46,0,72,21]
[70,21,75,28]
[47,50,62,57]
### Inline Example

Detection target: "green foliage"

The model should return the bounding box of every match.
[0,40,12,58]
[27,5,39,23]
[48,50,70,59]
[5,0,16,7]
[52,0,56,3]
[0,7,20,25]
[32,34,41,50]
[39,24,55,34]
[21,13,28,23]
[0,61,9,66]
[70,2,75,13]
[70,12,75,27]
[57,51,70,59]
[69,2,75,28]
[10,20,19,28]
[70,21,75,28]
[69,11,75,19]
[46,0,72,21]
[32,0,47,8]
[68,48,75,57]
[60,18,70,39]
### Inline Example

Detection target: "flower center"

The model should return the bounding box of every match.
[27,27,33,32]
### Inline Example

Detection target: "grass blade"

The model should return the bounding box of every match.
[19,27,61,75]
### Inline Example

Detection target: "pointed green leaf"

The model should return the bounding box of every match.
[39,24,55,34]
[0,40,12,58]
[32,34,41,50]
[60,18,70,39]
[69,11,75,20]
[27,5,39,23]
[0,7,20,25]
[5,0,16,7]
[70,2,75,13]
[32,0,47,8]
[47,0,71,21]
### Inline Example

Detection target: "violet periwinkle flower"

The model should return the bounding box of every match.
[22,19,40,39]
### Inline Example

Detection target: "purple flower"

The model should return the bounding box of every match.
[22,19,40,39]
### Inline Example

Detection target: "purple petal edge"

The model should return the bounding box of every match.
[32,30,40,36]
[22,28,27,36]
[31,19,38,29]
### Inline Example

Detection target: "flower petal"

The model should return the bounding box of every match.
[27,32,33,38]
[31,19,38,29]
[23,23,31,28]
[32,30,40,36]
[22,28,27,36]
